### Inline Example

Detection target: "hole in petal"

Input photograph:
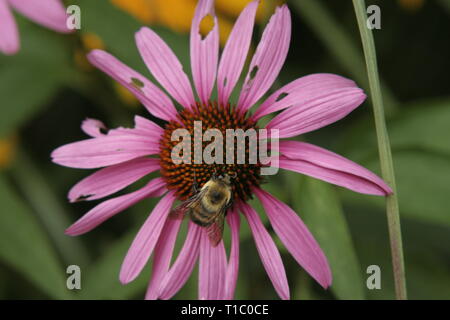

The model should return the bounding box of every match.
[75,194,94,202]
[130,77,145,90]
[249,65,259,80]
[275,92,289,102]
[244,65,259,89]
[99,127,109,135]
[223,77,228,87]
[199,14,215,40]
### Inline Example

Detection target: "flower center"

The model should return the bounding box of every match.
[159,102,263,202]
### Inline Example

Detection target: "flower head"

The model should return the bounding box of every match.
[52,0,392,300]
[0,0,72,55]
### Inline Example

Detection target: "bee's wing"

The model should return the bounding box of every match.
[168,201,190,220]
[169,187,208,220]
[205,207,226,247]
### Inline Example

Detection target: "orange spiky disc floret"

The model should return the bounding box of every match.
[159,102,263,201]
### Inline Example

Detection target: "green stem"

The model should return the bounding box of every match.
[352,0,407,300]
[290,0,398,116]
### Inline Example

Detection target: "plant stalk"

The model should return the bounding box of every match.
[352,0,407,300]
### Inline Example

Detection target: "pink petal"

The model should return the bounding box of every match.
[145,214,182,300]
[81,118,107,137]
[217,0,258,106]
[278,140,393,195]
[120,192,176,284]
[51,125,161,169]
[9,0,71,33]
[237,5,291,112]
[190,0,219,105]
[87,50,178,122]
[253,73,358,120]
[135,27,196,110]
[159,222,202,300]
[68,157,160,202]
[198,230,227,300]
[224,208,240,299]
[0,0,19,55]
[131,115,164,137]
[254,188,332,288]
[239,202,290,300]
[266,87,366,138]
[65,177,166,236]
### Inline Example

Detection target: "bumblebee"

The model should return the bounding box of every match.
[170,173,234,246]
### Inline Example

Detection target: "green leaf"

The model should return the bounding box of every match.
[0,175,72,299]
[347,210,450,299]
[10,149,89,266]
[294,176,365,300]
[79,229,148,299]
[339,98,450,227]
[340,98,450,161]
[344,150,450,227]
[0,18,75,136]
[388,99,450,156]
[0,62,61,136]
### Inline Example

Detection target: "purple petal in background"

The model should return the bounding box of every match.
[0,0,19,55]
[9,0,71,33]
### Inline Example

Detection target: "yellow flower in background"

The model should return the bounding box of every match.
[110,0,158,24]
[114,82,140,108]
[111,0,273,46]
[75,33,106,71]
[0,136,17,169]
[215,0,269,21]
[398,0,425,12]
[81,33,105,51]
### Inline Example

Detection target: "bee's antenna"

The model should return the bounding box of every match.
[192,169,198,192]
[212,168,218,180]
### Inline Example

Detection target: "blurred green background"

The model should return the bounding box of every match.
[1,0,449,300]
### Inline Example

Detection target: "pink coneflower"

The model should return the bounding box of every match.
[0,0,72,55]
[52,0,392,300]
